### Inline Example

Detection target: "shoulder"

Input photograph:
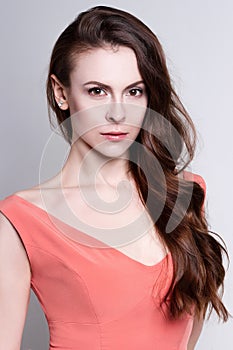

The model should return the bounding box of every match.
[12,185,82,213]
[182,170,206,194]
[0,205,31,267]
[12,179,60,210]
[12,175,62,206]
[13,187,44,208]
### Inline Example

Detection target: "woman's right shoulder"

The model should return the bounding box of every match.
[0,210,31,269]
[1,185,51,211]
[0,208,31,349]
[0,187,44,250]
[13,185,43,202]
[0,210,19,239]
[0,195,32,276]
[8,176,65,210]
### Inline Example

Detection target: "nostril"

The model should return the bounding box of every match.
[105,112,126,123]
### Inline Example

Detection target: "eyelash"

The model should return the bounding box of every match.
[87,87,144,97]
[128,88,143,97]
[88,87,106,96]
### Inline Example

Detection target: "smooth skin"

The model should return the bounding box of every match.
[0,45,203,349]
[0,213,31,349]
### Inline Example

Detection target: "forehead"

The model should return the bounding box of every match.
[70,46,142,85]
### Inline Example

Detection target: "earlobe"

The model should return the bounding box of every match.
[50,74,69,110]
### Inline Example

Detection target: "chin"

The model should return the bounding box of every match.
[94,141,132,159]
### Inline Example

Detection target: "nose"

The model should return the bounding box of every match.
[105,103,126,123]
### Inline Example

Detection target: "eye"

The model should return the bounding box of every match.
[88,87,106,96]
[127,88,143,97]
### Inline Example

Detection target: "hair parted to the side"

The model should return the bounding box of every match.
[46,5,229,321]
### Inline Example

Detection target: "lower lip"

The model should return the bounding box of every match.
[101,134,128,141]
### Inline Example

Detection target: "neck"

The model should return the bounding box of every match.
[60,139,132,189]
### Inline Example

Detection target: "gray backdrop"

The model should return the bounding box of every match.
[1,0,232,349]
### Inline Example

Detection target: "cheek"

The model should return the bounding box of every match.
[71,118,99,140]
[70,107,106,141]
[126,105,146,131]
[67,91,91,115]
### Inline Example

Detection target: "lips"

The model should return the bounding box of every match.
[100,131,128,135]
[100,131,129,141]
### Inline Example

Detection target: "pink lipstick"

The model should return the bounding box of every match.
[100,131,128,141]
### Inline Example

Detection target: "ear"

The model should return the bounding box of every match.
[50,74,69,110]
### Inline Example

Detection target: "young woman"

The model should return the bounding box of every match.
[0,5,229,350]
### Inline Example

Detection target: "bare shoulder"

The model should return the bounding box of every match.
[0,211,30,260]
[0,210,31,283]
[14,186,46,210]
[13,180,82,213]
[0,212,31,349]
[13,177,62,210]
[182,170,206,190]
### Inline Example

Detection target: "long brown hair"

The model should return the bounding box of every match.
[46,5,229,321]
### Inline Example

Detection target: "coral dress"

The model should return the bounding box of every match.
[0,173,206,350]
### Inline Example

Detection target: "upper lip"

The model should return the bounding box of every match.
[100,131,128,135]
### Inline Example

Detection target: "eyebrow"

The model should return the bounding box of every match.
[83,80,145,90]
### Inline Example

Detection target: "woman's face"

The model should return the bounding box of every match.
[53,46,148,158]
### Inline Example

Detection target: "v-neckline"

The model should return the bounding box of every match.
[5,194,171,271]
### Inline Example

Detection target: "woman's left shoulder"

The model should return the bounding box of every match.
[182,170,206,193]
